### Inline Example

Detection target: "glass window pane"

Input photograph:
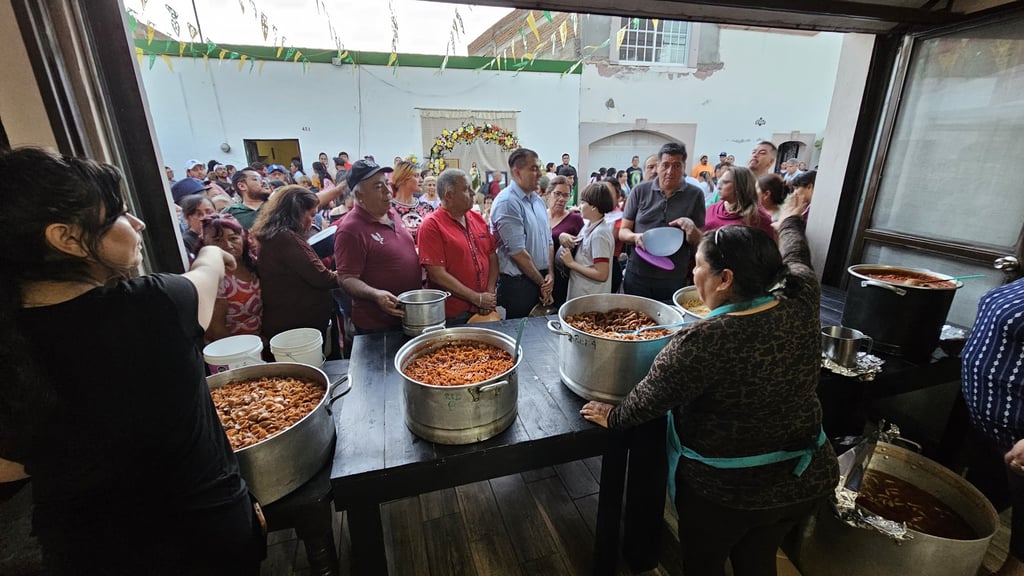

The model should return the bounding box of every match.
[871,18,1024,249]
[861,242,1005,326]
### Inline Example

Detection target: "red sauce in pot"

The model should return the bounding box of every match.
[863,271,955,289]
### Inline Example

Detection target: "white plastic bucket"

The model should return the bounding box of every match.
[203,334,264,374]
[270,328,324,367]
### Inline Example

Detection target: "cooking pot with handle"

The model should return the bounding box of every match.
[207,362,350,504]
[841,265,962,359]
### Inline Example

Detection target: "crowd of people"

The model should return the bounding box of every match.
[158,142,821,358]
[0,140,826,574]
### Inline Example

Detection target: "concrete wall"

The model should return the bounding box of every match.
[0,0,57,149]
[577,26,845,174]
[139,58,581,173]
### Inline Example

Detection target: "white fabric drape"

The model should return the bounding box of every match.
[418,109,519,177]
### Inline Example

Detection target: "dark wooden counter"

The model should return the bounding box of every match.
[329,318,631,575]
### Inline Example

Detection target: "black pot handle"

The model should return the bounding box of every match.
[325,374,351,414]
[861,279,907,296]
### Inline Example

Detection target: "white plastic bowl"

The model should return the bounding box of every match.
[642,226,684,257]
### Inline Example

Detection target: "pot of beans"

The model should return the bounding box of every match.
[547,294,684,403]
[207,362,351,504]
[793,442,998,576]
[394,327,521,445]
[842,265,963,359]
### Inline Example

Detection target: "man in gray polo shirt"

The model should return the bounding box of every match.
[619,142,705,301]
[491,148,554,318]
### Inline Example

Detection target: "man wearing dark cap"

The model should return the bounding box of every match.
[715,151,729,172]
[334,160,421,333]
[170,177,210,204]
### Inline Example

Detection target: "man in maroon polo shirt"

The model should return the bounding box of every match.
[417,169,499,325]
[334,160,421,333]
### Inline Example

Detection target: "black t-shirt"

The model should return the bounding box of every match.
[16,274,246,537]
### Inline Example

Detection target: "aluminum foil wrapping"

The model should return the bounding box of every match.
[833,485,913,542]
[822,352,885,380]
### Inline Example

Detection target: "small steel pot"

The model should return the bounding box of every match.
[548,294,683,403]
[398,289,450,336]
[207,362,351,504]
[394,327,520,445]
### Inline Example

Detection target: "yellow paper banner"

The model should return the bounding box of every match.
[218,49,227,61]
[161,54,173,72]
[178,42,186,57]
[135,46,144,66]
[526,11,540,42]
[387,52,397,67]
[257,60,265,74]
[652,19,659,31]
[146,24,154,45]
[510,38,516,59]
[293,50,302,62]
[559,21,567,48]
[238,54,248,71]
[276,45,284,58]
[616,28,626,50]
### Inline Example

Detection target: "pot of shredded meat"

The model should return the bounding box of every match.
[395,327,521,445]
[207,362,351,504]
[547,294,685,403]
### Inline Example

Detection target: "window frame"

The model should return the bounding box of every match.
[611,17,694,68]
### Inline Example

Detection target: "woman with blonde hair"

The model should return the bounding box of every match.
[703,166,775,240]
[390,160,434,241]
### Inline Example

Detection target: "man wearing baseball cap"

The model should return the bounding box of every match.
[183,159,206,181]
[334,160,421,334]
[170,177,211,204]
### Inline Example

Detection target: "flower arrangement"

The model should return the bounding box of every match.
[405,153,419,167]
[427,123,519,174]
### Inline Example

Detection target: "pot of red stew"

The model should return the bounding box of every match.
[394,327,521,445]
[841,265,962,359]
[793,442,998,576]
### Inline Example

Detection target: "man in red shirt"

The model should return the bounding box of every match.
[417,169,499,324]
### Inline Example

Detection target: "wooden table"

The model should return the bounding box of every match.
[329,317,632,575]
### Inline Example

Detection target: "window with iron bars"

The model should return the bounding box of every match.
[617,18,691,66]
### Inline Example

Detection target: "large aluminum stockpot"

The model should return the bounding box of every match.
[793,442,998,576]
[398,289,450,336]
[207,362,351,504]
[547,294,684,403]
[842,265,962,359]
[394,327,520,445]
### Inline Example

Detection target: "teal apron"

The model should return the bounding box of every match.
[665,295,826,503]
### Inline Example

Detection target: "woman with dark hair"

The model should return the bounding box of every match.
[789,169,816,221]
[560,182,616,299]
[703,166,775,240]
[0,148,263,573]
[201,213,261,343]
[581,195,838,576]
[318,151,333,179]
[251,185,340,345]
[311,161,334,191]
[757,173,789,222]
[616,169,630,195]
[603,176,627,294]
[548,175,584,307]
[180,193,216,261]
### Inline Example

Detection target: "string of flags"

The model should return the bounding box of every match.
[128,5,645,77]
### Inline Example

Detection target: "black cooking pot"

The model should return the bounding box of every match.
[841,265,962,360]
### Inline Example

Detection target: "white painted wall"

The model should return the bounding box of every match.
[139,58,582,172]
[578,27,845,173]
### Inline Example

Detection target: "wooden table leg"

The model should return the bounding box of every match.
[348,502,387,575]
[594,443,627,576]
[623,417,667,572]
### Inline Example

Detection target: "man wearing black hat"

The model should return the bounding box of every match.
[334,160,421,333]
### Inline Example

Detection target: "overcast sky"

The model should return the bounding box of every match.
[124,0,512,56]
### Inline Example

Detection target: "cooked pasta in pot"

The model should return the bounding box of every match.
[565,308,671,340]
[211,376,323,450]
[403,342,514,386]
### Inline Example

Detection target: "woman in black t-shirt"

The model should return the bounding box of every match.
[0,148,263,575]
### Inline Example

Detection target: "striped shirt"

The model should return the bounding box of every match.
[962,278,1024,450]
